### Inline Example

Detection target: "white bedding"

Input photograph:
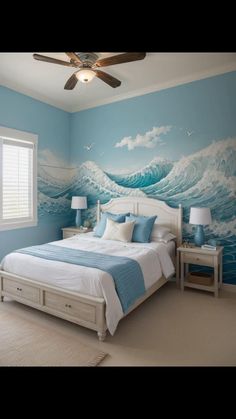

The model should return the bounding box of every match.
[1,232,175,335]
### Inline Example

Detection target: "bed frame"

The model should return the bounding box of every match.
[0,197,182,341]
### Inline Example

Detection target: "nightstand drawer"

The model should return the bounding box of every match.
[182,252,214,267]
[62,228,92,239]
[63,232,79,239]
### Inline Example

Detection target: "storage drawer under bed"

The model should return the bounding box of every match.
[44,291,96,323]
[2,277,40,304]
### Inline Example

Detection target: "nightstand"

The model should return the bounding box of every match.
[176,246,223,297]
[62,227,93,239]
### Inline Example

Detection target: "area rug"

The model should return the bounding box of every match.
[0,309,107,366]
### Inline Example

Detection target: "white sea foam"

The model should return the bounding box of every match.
[71,161,146,198]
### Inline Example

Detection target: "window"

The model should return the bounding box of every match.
[0,126,38,231]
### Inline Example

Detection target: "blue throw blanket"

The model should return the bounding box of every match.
[14,244,145,313]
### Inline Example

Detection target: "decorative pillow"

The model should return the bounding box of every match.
[125,214,157,243]
[154,232,177,243]
[102,218,135,242]
[151,225,171,240]
[94,211,130,237]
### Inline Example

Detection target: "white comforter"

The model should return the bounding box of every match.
[1,232,175,335]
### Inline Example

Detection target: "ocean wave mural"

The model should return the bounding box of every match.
[37,150,73,218]
[37,138,236,284]
[106,157,173,188]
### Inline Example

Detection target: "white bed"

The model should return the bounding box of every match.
[0,197,182,340]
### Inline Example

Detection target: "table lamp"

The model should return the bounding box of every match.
[71,196,87,228]
[189,207,212,246]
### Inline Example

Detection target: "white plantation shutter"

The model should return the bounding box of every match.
[2,140,33,220]
[0,127,37,230]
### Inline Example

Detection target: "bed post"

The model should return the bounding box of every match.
[97,200,101,223]
[97,331,107,341]
[178,204,182,247]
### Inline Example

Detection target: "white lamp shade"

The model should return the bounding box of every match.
[189,207,212,225]
[71,196,87,209]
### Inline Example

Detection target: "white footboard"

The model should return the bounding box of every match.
[0,270,107,341]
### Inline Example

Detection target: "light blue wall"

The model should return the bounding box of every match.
[0,86,72,260]
[0,87,70,162]
[70,72,236,169]
[70,72,236,284]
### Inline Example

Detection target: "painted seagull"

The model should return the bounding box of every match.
[84,143,94,151]
[187,130,194,136]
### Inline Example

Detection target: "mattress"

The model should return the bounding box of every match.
[1,232,175,334]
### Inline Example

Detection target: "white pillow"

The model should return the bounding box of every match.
[154,232,176,243]
[151,225,171,240]
[102,218,135,242]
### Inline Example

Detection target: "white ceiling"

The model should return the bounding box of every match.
[0,52,236,113]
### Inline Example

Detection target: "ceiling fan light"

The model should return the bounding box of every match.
[77,69,95,83]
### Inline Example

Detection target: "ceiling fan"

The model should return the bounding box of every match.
[33,52,146,90]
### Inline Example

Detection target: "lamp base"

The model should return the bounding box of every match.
[75,209,82,228]
[194,225,205,246]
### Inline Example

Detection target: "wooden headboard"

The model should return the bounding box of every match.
[96,197,182,247]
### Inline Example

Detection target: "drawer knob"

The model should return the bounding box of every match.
[65,303,72,308]
[17,287,22,291]
[196,258,199,261]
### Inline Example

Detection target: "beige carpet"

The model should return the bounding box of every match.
[1,282,236,366]
[0,307,107,366]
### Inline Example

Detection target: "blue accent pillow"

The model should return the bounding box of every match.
[125,214,157,243]
[94,212,130,237]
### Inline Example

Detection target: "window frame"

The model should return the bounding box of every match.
[0,126,38,231]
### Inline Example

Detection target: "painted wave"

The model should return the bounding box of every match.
[38,165,72,198]
[106,157,173,188]
[70,160,145,205]
[141,138,236,221]
[38,192,72,217]
[38,165,73,217]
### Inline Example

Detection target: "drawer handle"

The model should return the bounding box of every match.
[17,287,22,291]
[196,258,199,261]
[65,304,72,308]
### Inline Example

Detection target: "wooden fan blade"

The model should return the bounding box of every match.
[94,53,146,68]
[64,73,79,90]
[65,53,82,65]
[94,70,121,88]
[33,54,75,67]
